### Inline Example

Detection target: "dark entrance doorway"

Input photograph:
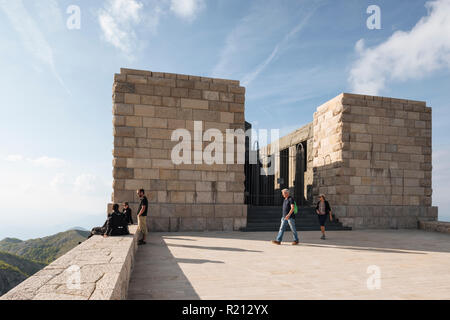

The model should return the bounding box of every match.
[244,138,307,207]
[242,122,351,232]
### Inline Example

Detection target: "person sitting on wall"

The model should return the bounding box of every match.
[104,204,130,237]
[88,212,111,239]
[123,202,133,225]
[88,204,129,238]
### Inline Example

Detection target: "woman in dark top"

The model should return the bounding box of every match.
[315,194,333,240]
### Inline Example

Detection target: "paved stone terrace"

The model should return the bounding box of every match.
[128,230,450,300]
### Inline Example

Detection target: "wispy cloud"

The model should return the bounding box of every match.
[213,1,319,86]
[98,0,205,55]
[349,0,450,95]
[74,173,106,194]
[212,3,278,80]
[29,156,67,169]
[5,154,67,168]
[0,0,70,94]
[98,0,144,56]
[241,10,316,86]
[170,0,205,21]
[33,0,64,32]
[5,155,24,162]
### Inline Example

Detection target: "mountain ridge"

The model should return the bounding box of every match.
[0,229,89,296]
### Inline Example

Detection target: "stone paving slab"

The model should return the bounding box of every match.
[128,230,450,300]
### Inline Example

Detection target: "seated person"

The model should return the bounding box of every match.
[88,204,130,238]
[123,202,133,225]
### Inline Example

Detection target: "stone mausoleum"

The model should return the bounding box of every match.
[110,68,438,231]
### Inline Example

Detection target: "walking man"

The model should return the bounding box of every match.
[272,189,299,245]
[137,189,148,245]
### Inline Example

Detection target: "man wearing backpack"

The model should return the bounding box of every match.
[272,189,299,245]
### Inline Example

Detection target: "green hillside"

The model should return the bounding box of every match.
[0,251,46,295]
[0,229,90,264]
[0,229,89,296]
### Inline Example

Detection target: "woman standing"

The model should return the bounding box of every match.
[316,194,333,240]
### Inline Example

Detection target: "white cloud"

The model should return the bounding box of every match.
[5,154,67,168]
[0,160,111,229]
[5,155,24,162]
[29,156,66,168]
[170,0,205,21]
[74,174,105,194]
[0,0,70,95]
[98,0,144,55]
[349,0,450,95]
[50,173,70,191]
[98,0,204,55]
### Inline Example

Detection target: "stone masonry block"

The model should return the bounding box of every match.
[181,98,209,110]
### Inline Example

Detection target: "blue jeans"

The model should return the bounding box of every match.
[276,218,299,242]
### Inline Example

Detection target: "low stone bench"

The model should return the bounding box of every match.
[418,220,450,234]
[1,225,139,300]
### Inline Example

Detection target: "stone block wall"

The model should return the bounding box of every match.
[111,68,247,232]
[313,93,438,229]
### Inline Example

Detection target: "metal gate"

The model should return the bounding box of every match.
[245,142,307,207]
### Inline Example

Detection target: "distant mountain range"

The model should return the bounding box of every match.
[0,229,90,296]
[68,227,89,232]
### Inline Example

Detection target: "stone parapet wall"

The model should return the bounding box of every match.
[334,206,438,229]
[418,220,450,234]
[1,226,139,300]
[112,68,247,231]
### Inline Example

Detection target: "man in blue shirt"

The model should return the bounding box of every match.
[272,189,299,245]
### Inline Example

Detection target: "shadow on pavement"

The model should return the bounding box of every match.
[175,258,224,264]
[127,235,200,300]
[167,243,263,253]
[154,229,450,254]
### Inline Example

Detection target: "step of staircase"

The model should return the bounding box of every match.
[242,205,352,232]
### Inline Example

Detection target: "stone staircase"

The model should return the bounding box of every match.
[242,206,352,232]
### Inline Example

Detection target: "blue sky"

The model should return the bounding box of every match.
[0,0,449,240]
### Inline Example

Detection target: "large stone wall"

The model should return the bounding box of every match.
[313,93,438,228]
[112,68,247,232]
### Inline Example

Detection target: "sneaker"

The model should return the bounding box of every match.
[138,240,146,245]
[271,240,281,245]
[291,241,299,245]
[321,235,326,240]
